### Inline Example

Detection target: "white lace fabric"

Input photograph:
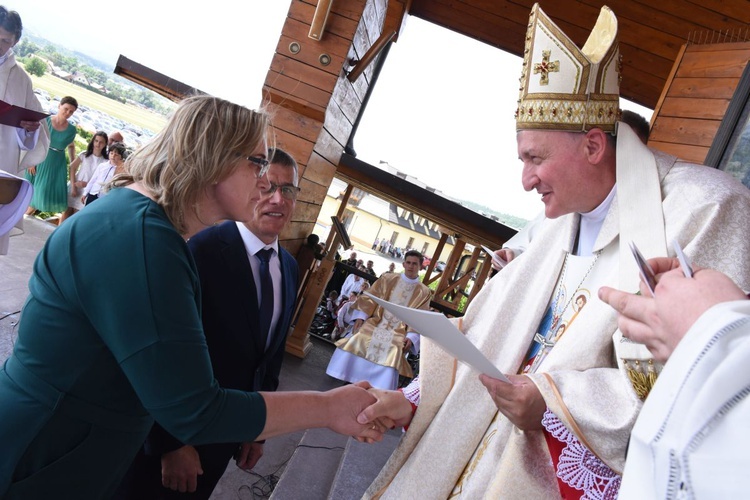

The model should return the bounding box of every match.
[542,409,621,500]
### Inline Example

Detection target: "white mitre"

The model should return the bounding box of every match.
[516,3,621,133]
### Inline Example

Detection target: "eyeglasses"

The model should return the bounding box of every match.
[246,156,270,178]
[263,182,301,201]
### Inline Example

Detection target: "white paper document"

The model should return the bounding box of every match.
[481,244,507,269]
[364,292,510,382]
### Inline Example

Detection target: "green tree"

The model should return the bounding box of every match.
[137,89,157,109]
[15,38,39,58]
[59,55,79,73]
[42,44,60,64]
[25,57,47,77]
[80,66,107,86]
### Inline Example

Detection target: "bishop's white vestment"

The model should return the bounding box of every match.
[365,149,750,499]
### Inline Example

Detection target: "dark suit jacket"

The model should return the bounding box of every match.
[146,220,299,455]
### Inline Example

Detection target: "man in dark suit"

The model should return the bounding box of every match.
[116,149,301,499]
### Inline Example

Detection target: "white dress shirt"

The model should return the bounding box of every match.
[236,222,282,349]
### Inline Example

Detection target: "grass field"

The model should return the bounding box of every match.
[29,73,168,134]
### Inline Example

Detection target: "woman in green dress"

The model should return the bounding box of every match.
[0,95,383,499]
[24,96,77,214]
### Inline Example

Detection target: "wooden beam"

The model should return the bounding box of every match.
[114,55,205,103]
[308,0,335,40]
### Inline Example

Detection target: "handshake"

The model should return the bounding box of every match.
[326,382,415,443]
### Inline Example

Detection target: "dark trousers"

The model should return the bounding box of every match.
[84,193,99,206]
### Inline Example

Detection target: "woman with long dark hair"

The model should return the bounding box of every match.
[59,130,108,222]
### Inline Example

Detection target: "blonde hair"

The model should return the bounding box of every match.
[112,95,270,234]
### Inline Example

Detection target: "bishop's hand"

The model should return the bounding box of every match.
[479,374,546,431]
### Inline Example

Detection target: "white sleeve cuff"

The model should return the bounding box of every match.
[406,332,420,353]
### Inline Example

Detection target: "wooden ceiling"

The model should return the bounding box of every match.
[408,0,750,109]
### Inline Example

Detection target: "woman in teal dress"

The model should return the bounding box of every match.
[0,95,382,499]
[24,96,77,214]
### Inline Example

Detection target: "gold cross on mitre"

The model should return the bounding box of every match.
[533,50,560,85]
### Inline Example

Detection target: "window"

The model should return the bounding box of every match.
[342,209,355,230]
[706,61,750,190]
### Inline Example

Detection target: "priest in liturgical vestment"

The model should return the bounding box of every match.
[0,7,49,176]
[0,7,49,254]
[327,250,432,390]
[361,4,750,499]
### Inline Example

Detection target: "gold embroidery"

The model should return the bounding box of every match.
[450,413,499,497]
[533,49,560,85]
[622,359,658,400]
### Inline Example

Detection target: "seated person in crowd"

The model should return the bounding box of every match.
[339,271,365,305]
[332,290,360,341]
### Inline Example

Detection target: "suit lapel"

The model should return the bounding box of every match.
[218,223,266,354]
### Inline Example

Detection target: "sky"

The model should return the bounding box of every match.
[19,0,653,222]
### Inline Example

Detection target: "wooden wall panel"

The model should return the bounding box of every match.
[291,200,322,222]
[647,141,708,164]
[651,116,719,147]
[297,0,367,23]
[281,220,316,241]
[266,102,322,143]
[408,0,750,110]
[649,41,750,164]
[265,63,331,112]
[282,18,353,66]
[666,77,739,99]
[298,177,330,203]
[268,54,338,93]
[303,152,337,184]
[659,96,730,120]
[677,48,750,78]
[313,127,348,169]
[289,1,360,39]
[271,128,314,172]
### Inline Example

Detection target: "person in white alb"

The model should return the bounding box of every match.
[0,5,49,253]
[0,6,49,176]
[600,257,750,499]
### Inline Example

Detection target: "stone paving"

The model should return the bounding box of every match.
[0,216,56,363]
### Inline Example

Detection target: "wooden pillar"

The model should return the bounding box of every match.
[264,0,409,357]
[286,185,353,357]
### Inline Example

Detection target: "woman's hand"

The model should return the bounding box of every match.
[323,382,384,442]
[357,386,415,433]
